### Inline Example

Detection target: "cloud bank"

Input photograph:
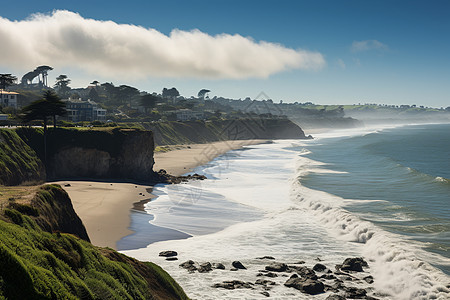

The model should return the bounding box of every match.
[0,10,325,80]
[351,40,388,52]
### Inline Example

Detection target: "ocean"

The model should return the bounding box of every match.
[122,123,450,299]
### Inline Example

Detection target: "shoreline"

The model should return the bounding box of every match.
[57,139,269,249]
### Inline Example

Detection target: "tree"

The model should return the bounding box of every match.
[21,90,66,130]
[162,87,180,98]
[0,74,17,90]
[197,89,210,99]
[54,75,71,98]
[140,94,159,113]
[21,90,67,162]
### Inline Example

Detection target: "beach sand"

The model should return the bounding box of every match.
[56,139,268,249]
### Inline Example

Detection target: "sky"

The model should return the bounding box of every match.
[0,0,449,108]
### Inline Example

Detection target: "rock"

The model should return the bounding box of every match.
[256,256,276,260]
[344,286,367,298]
[284,275,325,295]
[64,184,71,187]
[212,280,253,290]
[320,274,336,280]
[293,261,305,264]
[212,263,225,270]
[260,291,270,297]
[165,257,178,261]
[198,262,212,273]
[313,263,327,272]
[159,250,178,257]
[265,262,288,272]
[230,268,238,271]
[255,279,276,286]
[232,261,246,269]
[339,257,368,272]
[264,272,278,278]
[289,266,317,280]
[326,295,346,300]
[179,260,197,272]
[364,275,374,284]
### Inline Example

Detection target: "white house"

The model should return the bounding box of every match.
[175,109,204,121]
[0,90,18,109]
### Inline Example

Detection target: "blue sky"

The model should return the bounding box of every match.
[1,0,449,107]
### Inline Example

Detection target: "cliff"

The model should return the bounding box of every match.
[15,127,155,182]
[143,118,310,145]
[0,129,45,186]
[0,184,188,299]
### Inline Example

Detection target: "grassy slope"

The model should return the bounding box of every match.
[0,129,45,186]
[0,185,188,300]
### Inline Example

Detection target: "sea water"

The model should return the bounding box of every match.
[122,123,450,299]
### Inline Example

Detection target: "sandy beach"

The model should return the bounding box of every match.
[57,139,268,249]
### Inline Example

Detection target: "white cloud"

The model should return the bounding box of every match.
[351,40,388,52]
[0,10,325,80]
[337,58,346,69]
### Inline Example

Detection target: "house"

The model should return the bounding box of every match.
[0,90,18,109]
[0,114,8,121]
[63,98,107,122]
[175,109,204,121]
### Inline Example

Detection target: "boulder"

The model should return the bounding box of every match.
[256,256,276,260]
[313,263,327,272]
[159,250,178,257]
[212,280,253,290]
[344,286,367,298]
[364,275,374,284]
[339,257,368,272]
[232,261,247,269]
[289,265,317,280]
[198,262,212,273]
[179,260,197,272]
[265,262,288,272]
[212,262,225,270]
[284,274,324,295]
[165,257,178,261]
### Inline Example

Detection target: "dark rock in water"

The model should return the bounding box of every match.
[289,266,317,280]
[284,274,324,295]
[232,261,247,269]
[230,268,238,271]
[364,275,374,284]
[339,257,368,272]
[265,262,288,272]
[344,286,367,298]
[326,294,346,300]
[255,279,276,286]
[179,260,197,272]
[212,262,225,270]
[260,291,270,297]
[159,250,178,257]
[320,274,336,280]
[64,184,71,187]
[166,257,178,261]
[313,263,327,272]
[212,280,253,290]
[293,261,305,264]
[264,272,278,278]
[256,256,276,260]
[198,262,212,273]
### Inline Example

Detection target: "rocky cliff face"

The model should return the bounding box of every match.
[48,129,155,182]
[145,118,310,145]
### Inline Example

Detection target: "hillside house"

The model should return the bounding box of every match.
[64,98,107,122]
[0,90,18,109]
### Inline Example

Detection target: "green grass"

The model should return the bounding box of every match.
[0,129,45,186]
[0,185,189,300]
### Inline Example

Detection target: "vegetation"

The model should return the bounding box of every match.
[0,74,17,90]
[0,129,45,186]
[0,185,188,300]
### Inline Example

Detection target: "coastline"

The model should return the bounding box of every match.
[57,139,269,249]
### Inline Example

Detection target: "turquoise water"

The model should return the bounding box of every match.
[301,123,450,274]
